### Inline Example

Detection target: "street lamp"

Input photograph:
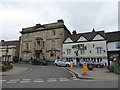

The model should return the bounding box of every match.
[5,45,8,62]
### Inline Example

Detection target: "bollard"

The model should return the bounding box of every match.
[82,62,88,75]
[70,64,73,68]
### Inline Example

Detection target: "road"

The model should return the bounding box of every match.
[1,64,118,88]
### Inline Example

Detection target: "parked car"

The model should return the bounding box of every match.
[79,60,104,68]
[54,59,74,67]
[31,59,47,65]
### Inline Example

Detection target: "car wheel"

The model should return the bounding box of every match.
[66,64,69,67]
[55,63,58,66]
[97,64,101,68]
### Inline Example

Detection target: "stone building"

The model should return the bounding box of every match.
[0,40,20,62]
[19,19,71,62]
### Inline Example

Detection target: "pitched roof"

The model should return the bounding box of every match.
[64,30,106,43]
[105,31,120,42]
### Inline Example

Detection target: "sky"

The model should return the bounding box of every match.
[0,0,119,41]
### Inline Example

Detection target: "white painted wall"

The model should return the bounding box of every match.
[64,38,73,43]
[63,41,107,58]
[77,36,87,41]
[93,34,104,40]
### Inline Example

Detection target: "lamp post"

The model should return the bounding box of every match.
[5,45,8,62]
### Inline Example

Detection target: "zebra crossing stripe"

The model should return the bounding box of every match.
[0,80,7,82]
[7,81,17,83]
[20,81,30,83]
[34,79,44,83]
[10,79,20,81]
[47,78,57,82]
[22,79,31,81]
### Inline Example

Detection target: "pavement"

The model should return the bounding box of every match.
[0,65,31,76]
[66,66,119,81]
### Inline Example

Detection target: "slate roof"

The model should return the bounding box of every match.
[105,31,120,42]
[63,30,106,43]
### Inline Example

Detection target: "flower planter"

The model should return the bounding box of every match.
[88,64,94,71]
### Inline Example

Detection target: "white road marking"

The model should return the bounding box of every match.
[34,79,44,83]
[82,80,96,81]
[47,78,57,82]
[59,78,69,81]
[34,80,44,83]
[20,81,30,83]
[73,78,80,80]
[7,81,17,83]
[22,79,31,81]
[59,78,68,79]
[9,79,20,81]
[0,80,7,82]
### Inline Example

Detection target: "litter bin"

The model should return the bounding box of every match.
[113,64,119,74]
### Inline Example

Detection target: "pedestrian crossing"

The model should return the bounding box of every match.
[1,77,80,84]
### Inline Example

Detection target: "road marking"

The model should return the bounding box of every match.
[9,79,20,81]
[47,78,57,82]
[20,81,30,83]
[22,79,31,81]
[82,80,96,81]
[73,78,80,80]
[59,78,69,81]
[34,80,44,83]
[7,81,17,83]
[59,78,68,80]
[34,79,44,83]
[0,80,7,82]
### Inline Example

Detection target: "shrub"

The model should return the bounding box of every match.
[107,65,114,72]
[2,61,13,71]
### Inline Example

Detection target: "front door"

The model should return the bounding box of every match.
[50,53,56,61]
[23,53,30,62]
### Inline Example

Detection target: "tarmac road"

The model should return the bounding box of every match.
[1,63,119,88]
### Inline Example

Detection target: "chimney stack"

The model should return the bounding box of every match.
[1,40,4,42]
[57,19,64,23]
[72,30,77,35]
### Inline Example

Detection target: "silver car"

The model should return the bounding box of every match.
[54,59,73,67]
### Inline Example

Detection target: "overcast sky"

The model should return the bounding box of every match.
[0,0,118,41]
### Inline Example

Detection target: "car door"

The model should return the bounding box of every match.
[57,60,61,66]
[60,60,66,66]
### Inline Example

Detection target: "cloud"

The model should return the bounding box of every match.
[0,2,118,40]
